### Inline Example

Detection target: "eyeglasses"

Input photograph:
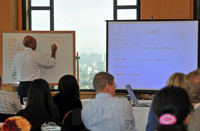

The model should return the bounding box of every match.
[107,83,117,88]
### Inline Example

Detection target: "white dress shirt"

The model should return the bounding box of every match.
[11,47,56,81]
[81,93,138,131]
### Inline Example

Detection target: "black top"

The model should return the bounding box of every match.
[52,93,82,123]
[16,109,60,131]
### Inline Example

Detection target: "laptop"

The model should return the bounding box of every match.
[125,84,151,107]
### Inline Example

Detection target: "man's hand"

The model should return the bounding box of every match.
[51,44,57,58]
[51,44,57,52]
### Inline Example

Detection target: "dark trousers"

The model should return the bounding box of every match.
[17,81,32,104]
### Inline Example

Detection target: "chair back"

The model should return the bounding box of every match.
[62,107,87,131]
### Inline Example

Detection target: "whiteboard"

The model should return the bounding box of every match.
[0,31,75,85]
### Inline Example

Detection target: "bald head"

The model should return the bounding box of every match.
[23,36,33,47]
[23,36,37,50]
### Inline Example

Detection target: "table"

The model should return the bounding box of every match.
[81,99,151,131]
[133,100,151,131]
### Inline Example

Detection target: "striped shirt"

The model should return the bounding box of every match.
[0,90,22,114]
[81,93,138,131]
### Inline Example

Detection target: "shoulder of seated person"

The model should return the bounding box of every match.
[0,90,15,96]
[16,109,25,115]
[115,98,131,104]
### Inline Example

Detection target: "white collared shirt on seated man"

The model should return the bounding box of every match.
[81,72,138,131]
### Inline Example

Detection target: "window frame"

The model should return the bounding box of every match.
[113,0,140,20]
[27,0,54,30]
[23,0,140,30]
[22,0,140,91]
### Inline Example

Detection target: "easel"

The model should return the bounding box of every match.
[76,52,80,84]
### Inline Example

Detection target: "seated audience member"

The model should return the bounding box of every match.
[52,75,82,123]
[0,76,22,122]
[188,110,200,131]
[16,79,60,131]
[152,86,193,131]
[184,69,200,129]
[146,72,185,131]
[81,72,138,131]
[184,69,200,110]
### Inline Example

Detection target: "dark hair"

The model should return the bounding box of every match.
[93,72,114,92]
[58,75,80,100]
[152,86,193,131]
[24,79,58,130]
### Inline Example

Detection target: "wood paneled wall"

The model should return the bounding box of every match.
[0,0,21,30]
[141,0,194,19]
[0,0,12,30]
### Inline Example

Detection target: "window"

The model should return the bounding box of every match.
[27,0,53,30]
[114,0,140,20]
[24,0,140,89]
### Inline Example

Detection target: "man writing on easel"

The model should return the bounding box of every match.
[11,35,57,104]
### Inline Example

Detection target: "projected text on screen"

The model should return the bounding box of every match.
[107,21,198,90]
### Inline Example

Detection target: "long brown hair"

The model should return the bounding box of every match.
[24,79,58,130]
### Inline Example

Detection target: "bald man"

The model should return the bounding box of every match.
[11,35,57,103]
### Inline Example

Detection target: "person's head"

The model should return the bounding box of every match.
[152,86,193,131]
[58,75,80,99]
[166,72,185,87]
[25,79,57,129]
[184,69,200,103]
[93,72,116,97]
[23,35,37,50]
[27,79,53,107]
